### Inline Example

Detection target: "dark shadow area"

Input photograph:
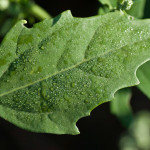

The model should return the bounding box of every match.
[131,87,150,112]
[52,14,61,26]
[36,0,100,17]
[144,0,150,18]
[0,102,124,150]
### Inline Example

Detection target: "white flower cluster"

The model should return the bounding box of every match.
[119,0,134,10]
[125,0,133,10]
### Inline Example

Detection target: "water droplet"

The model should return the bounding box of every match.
[84,100,88,103]
[41,86,47,99]
[41,46,45,50]
[50,88,54,91]
[26,91,29,94]
[98,57,102,62]
[66,75,70,79]
[81,91,85,95]
[91,66,97,74]
[128,16,134,20]
[95,88,101,94]
[20,76,24,81]
[64,95,71,102]
[71,82,75,88]
[37,66,42,73]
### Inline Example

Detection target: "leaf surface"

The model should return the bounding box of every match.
[0,20,26,77]
[1,11,150,134]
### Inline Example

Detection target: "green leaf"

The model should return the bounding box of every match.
[98,0,146,19]
[98,0,134,11]
[110,88,133,127]
[1,11,150,134]
[119,111,150,150]
[0,20,26,77]
[137,61,150,99]
[126,0,146,19]
[98,0,117,9]
[98,5,110,15]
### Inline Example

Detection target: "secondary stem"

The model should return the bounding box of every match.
[29,4,51,20]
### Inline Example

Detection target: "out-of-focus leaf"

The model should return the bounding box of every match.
[110,88,133,127]
[0,0,50,40]
[137,61,150,99]
[98,0,117,9]
[120,111,150,150]
[0,18,17,36]
[98,5,110,15]
[98,0,146,19]
[127,0,146,18]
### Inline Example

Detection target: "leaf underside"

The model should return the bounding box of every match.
[0,11,150,134]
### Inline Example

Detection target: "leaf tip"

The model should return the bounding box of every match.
[61,10,73,18]
[72,127,80,135]
[22,20,27,24]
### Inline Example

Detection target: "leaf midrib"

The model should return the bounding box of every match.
[1,12,150,98]
[0,15,122,97]
[1,37,149,98]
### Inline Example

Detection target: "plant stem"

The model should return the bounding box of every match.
[29,4,51,20]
